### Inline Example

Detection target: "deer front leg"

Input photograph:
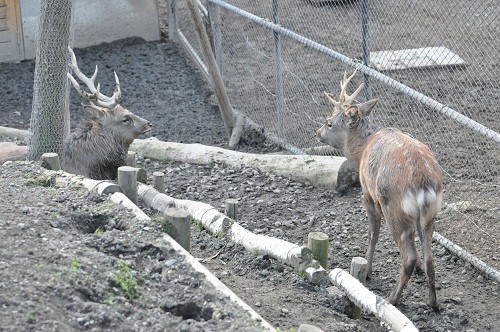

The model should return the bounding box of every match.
[362,193,382,277]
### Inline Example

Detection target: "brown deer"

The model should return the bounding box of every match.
[1,47,152,180]
[63,47,152,179]
[316,71,443,310]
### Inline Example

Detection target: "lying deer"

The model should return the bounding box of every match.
[0,47,152,180]
[64,46,152,179]
[316,71,443,309]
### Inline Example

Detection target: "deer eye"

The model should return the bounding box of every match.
[122,116,132,123]
[327,120,333,128]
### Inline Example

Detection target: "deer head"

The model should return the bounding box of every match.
[66,46,152,144]
[316,70,377,155]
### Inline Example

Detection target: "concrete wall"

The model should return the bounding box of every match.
[20,0,160,60]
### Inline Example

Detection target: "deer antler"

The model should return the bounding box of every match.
[67,46,122,109]
[324,70,364,114]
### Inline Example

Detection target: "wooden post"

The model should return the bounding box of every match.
[153,171,165,193]
[349,257,368,319]
[168,0,177,41]
[41,152,61,171]
[137,168,147,184]
[307,232,329,269]
[225,199,239,221]
[126,151,137,167]
[186,0,244,148]
[164,208,191,252]
[117,166,138,204]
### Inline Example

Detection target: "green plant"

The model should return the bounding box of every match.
[25,175,51,187]
[94,227,104,236]
[111,260,139,300]
[104,297,114,306]
[70,258,81,275]
[27,314,36,324]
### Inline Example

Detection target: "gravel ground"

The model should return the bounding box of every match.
[0,9,499,332]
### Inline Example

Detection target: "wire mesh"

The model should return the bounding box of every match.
[28,0,74,159]
[173,0,499,268]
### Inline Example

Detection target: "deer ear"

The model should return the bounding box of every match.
[357,99,378,117]
[83,104,106,119]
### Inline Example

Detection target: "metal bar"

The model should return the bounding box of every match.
[207,0,500,144]
[175,28,211,83]
[359,0,371,101]
[272,0,285,138]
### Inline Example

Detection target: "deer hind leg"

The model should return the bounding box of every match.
[386,222,418,306]
[416,219,438,310]
[362,193,382,277]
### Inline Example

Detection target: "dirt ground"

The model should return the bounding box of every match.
[1,3,499,332]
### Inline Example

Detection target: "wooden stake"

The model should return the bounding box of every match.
[126,151,137,167]
[164,208,191,252]
[117,166,138,204]
[225,199,239,221]
[41,152,61,171]
[307,232,329,269]
[137,168,147,184]
[349,257,368,319]
[186,0,243,148]
[153,171,165,193]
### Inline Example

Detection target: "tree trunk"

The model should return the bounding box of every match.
[28,0,73,160]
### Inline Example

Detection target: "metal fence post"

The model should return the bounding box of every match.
[272,0,285,138]
[360,0,371,102]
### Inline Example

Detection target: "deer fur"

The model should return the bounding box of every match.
[316,71,443,309]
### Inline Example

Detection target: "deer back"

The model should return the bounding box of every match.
[359,128,444,222]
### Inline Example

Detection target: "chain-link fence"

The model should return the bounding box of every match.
[170,0,499,268]
[28,0,74,159]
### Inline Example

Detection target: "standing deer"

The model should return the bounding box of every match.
[316,71,443,309]
[64,47,152,179]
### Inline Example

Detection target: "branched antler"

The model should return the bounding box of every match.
[324,70,364,114]
[67,46,122,108]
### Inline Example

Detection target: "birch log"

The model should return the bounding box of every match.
[137,183,326,284]
[130,138,345,189]
[330,268,418,332]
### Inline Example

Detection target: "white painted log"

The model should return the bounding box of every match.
[433,231,500,283]
[2,130,345,188]
[130,138,345,189]
[109,192,150,221]
[137,183,326,284]
[118,166,138,204]
[162,233,275,331]
[0,126,31,140]
[41,152,61,171]
[329,268,418,332]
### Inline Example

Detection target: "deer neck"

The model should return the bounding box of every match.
[344,124,375,168]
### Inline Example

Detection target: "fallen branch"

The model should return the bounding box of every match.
[130,138,345,189]
[433,231,500,283]
[330,268,418,332]
[137,183,326,284]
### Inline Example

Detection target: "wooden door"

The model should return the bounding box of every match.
[0,0,24,63]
